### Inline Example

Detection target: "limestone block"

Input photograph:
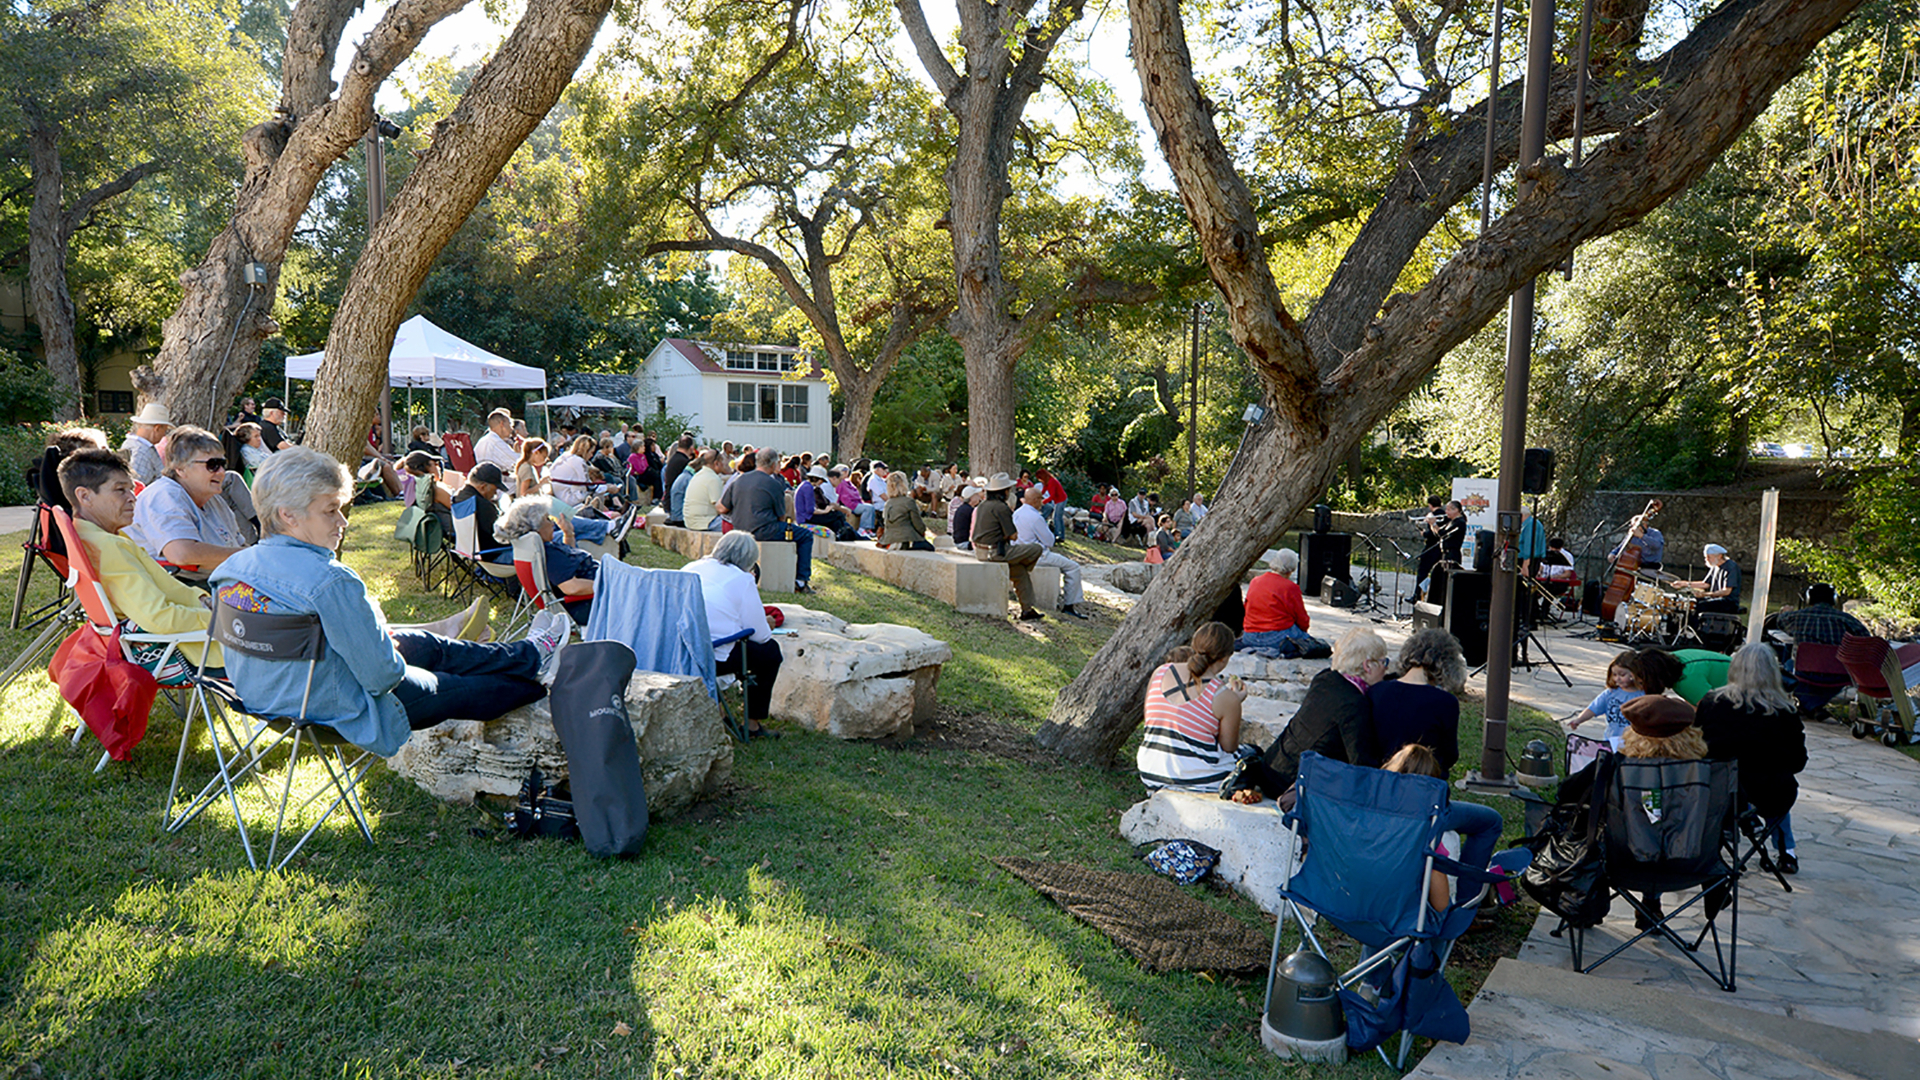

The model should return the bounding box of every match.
[815,541,1010,616]
[767,605,952,739]
[1029,565,1062,609]
[645,505,669,528]
[1119,790,1305,915]
[1109,561,1158,594]
[387,670,732,818]
[757,540,797,593]
[1239,694,1299,751]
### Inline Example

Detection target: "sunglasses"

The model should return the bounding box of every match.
[191,457,227,472]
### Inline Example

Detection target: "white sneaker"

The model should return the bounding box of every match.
[529,612,568,684]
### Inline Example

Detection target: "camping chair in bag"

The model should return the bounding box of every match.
[1268,752,1506,1068]
[449,496,520,604]
[1836,633,1920,746]
[509,532,587,635]
[48,507,208,773]
[167,602,377,871]
[1567,756,1741,992]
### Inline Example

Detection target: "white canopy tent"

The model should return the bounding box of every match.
[528,392,632,412]
[284,315,549,433]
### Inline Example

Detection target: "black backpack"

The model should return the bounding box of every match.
[1519,753,1616,928]
[547,640,649,857]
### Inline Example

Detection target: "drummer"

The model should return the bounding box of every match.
[1676,543,1742,614]
[1609,514,1665,572]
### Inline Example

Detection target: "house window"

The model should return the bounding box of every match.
[97,390,134,414]
[759,384,779,422]
[757,351,780,371]
[725,349,754,370]
[727,382,756,422]
[781,384,808,424]
[656,396,666,415]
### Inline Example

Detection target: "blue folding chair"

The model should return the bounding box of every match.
[1267,752,1506,1068]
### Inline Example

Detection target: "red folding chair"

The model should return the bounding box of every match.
[1836,633,1920,747]
[511,533,594,628]
[441,432,477,475]
[1791,641,1851,715]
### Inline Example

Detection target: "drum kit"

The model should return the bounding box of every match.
[1614,573,1700,646]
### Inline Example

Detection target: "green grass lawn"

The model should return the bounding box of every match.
[0,501,1540,1078]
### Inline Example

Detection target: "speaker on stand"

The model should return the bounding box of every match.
[1300,532,1352,594]
[1523,448,1555,496]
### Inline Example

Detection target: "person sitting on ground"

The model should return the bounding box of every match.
[1138,623,1283,796]
[795,464,851,537]
[1238,549,1311,651]
[453,462,509,563]
[1152,513,1181,558]
[211,448,564,757]
[969,473,1045,621]
[683,449,729,532]
[60,450,225,681]
[472,407,519,473]
[1369,628,1467,773]
[1695,643,1807,874]
[1014,484,1089,619]
[1382,743,1504,910]
[494,498,599,625]
[1265,627,1389,793]
[687,530,785,739]
[122,402,174,485]
[1561,649,1647,751]
[879,470,935,551]
[717,447,814,593]
[833,466,878,535]
[407,425,440,459]
[129,426,251,572]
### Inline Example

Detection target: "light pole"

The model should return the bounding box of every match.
[363,116,401,455]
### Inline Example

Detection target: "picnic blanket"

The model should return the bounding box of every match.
[993,857,1271,975]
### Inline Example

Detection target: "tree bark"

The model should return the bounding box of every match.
[146,0,472,430]
[1038,0,1864,763]
[303,0,615,464]
[24,113,80,420]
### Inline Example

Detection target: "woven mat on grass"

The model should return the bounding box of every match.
[994,857,1272,975]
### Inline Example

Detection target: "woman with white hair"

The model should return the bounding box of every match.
[209,448,567,757]
[1238,549,1311,651]
[686,530,784,738]
[1696,643,1808,873]
[494,498,599,624]
[1262,626,1389,792]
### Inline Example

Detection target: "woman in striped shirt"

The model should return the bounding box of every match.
[1137,622,1287,797]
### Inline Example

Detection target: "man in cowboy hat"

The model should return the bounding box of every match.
[968,473,1045,621]
[122,402,173,485]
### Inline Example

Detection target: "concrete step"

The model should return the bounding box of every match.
[1408,957,1918,1080]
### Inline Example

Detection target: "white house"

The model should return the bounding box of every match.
[637,339,833,454]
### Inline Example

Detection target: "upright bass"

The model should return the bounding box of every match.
[1599,499,1663,621]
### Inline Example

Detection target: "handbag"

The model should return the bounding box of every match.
[1519,754,1615,928]
[1134,838,1221,885]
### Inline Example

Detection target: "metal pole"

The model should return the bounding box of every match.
[366,126,393,456]
[1188,303,1200,497]
[1471,0,1555,791]
[1479,0,1507,233]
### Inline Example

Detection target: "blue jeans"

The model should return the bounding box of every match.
[1236,627,1312,651]
[390,630,546,728]
[853,503,876,531]
[1045,503,1067,536]
[754,522,813,585]
[1442,799,1504,872]
[705,517,723,532]
[571,516,609,544]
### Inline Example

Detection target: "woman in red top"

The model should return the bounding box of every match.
[1239,548,1312,650]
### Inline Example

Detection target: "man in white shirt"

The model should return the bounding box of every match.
[472,408,520,474]
[1014,486,1089,619]
[865,462,890,505]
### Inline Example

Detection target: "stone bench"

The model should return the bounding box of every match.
[648,522,797,593]
[767,605,952,738]
[1119,789,1305,916]
[387,671,733,818]
[814,540,1012,616]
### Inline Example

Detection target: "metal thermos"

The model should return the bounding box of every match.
[1266,949,1344,1043]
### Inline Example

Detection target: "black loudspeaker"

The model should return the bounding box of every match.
[1321,576,1358,608]
[1582,580,1603,617]
[1300,532,1351,591]
[1312,502,1333,534]
[1442,571,1495,667]
[1523,448,1556,495]
[1472,529,1495,573]
[1697,612,1745,652]
[1411,601,1445,633]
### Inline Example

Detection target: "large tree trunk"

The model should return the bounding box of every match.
[24,116,81,420]
[304,0,615,463]
[1039,0,1864,762]
[147,0,473,430]
[834,365,882,460]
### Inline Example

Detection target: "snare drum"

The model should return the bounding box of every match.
[1621,603,1663,639]
[1631,582,1665,608]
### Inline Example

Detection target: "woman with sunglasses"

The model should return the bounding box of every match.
[128,425,251,572]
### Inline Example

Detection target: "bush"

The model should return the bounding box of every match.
[1778,463,1920,620]
[0,422,71,507]
[0,351,68,425]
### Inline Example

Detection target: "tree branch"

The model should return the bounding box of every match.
[60,160,165,240]
[893,0,960,99]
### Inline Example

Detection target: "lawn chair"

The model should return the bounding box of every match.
[1836,633,1920,747]
[583,557,720,699]
[509,532,587,634]
[711,627,755,743]
[1,507,83,702]
[1566,755,1741,992]
[1789,641,1851,716]
[448,496,520,604]
[1267,752,1505,1068]
[168,601,377,871]
[47,507,208,773]
[11,447,73,632]
[441,432,476,475]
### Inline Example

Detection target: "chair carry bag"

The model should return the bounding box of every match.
[547,640,649,857]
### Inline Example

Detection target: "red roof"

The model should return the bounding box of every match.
[665,338,825,380]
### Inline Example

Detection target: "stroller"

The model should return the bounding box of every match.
[1266,752,1508,1068]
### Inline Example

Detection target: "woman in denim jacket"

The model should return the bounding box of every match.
[210,448,568,757]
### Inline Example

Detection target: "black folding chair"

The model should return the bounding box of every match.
[166,602,377,871]
[1568,756,1741,992]
[712,627,755,743]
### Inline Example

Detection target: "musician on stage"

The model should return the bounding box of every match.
[1437,500,1467,567]
[1413,495,1446,600]
[1677,543,1741,614]
[1609,514,1666,571]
